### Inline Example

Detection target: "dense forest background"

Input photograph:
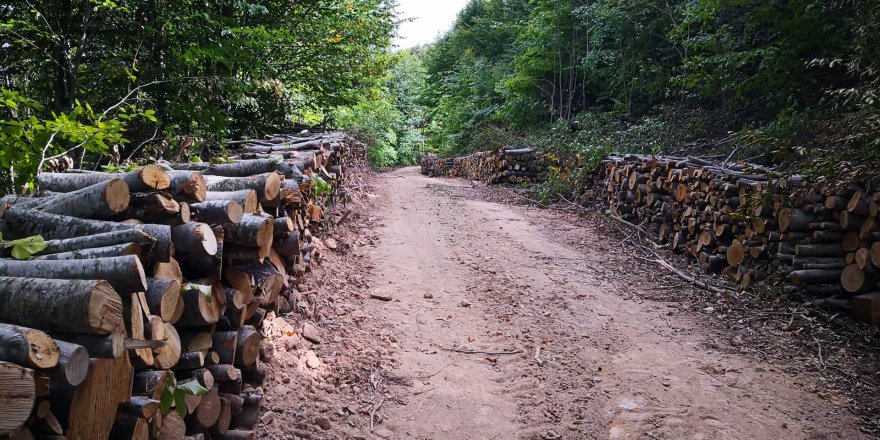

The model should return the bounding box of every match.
[347,0,880,201]
[3,0,879,198]
[0,0,395,191]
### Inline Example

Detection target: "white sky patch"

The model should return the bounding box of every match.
[394,0,470,49]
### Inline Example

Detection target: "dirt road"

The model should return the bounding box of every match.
[351,166,865,439]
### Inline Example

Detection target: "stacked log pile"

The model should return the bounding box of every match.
[592,154,880,326]
[0,132,349,440]
[420,148,545,184]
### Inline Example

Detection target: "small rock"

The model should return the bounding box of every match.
[302,323,322,344]
[325,238,338,250]
[305,351,321,369]
[459,300,472,308]
[370,291,393,301]
[332,335,343,343]
[260,412,275,425]
[423,292,434,299]
[314,416,332,431]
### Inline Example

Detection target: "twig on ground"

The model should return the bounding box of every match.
[413,387,438,396]
[417,364,448,380]
[442,347,524,356]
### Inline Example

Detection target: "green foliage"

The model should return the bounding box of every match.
[312,176,332,197]
[412,0,880,200]
[0,0,397,185]
[159,371,209,418]
[335,49,428,168]
[1,235,49,260]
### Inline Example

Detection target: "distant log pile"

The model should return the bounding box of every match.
[420,148,545,184]
[592,154,880,326]
[0,132,350,439]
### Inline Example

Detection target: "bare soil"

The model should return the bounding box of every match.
[258,166,873,440]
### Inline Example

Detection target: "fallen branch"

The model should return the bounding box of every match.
[654,258,735,296]
[442,347,523,356]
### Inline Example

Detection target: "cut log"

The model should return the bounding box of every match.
[842,263,871,293]
[223,214,273,259]
[38,230,155,257]
[204,173,281,207]
[153,258,184,287]
[191,386,221,429]
[132,370,170,400]
[211,396,232,436]
[37,178,130,219]
[119,192,180,224]
[171,222,218,261]
[0,278,122,334]
[189,201,244,224]
[213,331,239,365]
[31,242,143,261]
[0,255,145,295]
[235,326,260,367]
[175,284,221,328]
[145,278,182,322]
[789,269,842,285]
[36,165,170,193]
[61,355,133,440]
[153,323,181,370]
[852,292,880,325]
[2,208,172,262]
[177,351,206,370]
[167,171,208,203]
[0,362,35,436]
[206,364,241,383]
[0,324,59,369]
[49,340,89,387]
[204,191,258,215]
[109,413,149,440]
[53,333,124,358]
[156,410,185,440]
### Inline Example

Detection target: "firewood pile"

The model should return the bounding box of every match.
[420,148,545,184]
[0,132,350,440]
[592,154,880,326]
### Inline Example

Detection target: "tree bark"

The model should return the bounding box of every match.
[31,242,142,261]
[204,173,281,207]
[35,178,130,219]
[0,277,122,334]
[205,190,259,215]
[189,201,244,224]
[0,324,59,369]
[0,255,146,295]
[36,165,170,193]
[3,208,173,262]
[40,229,156,255]
[145,278,181,322]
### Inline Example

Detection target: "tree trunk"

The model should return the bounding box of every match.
[31,242,142,261]
[145,278,181,322]
[0,277,122,334]
[36,178,130,219]
[0,255,146,295]
[53,333,124,358]
[204,173,281,207]
[234,326,260,368]
[167,171,207,203]
[56,355,133,440]
[189,201,244,224]
[204,191,259,215]
[223,214,273,259]
[0,362,35,436]
[0,324,59,369]
[3,208,173,262]
[171,222,219,262]
[40,229,156,255]
[49,339,89,387]
[36,165,170,193]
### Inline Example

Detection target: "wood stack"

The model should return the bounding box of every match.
[592,154,880,325]
[0,132,349,439]
[420,148,545,184]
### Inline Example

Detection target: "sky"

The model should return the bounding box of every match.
[394,0,470,49]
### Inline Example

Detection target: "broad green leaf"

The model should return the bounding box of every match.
[7,236,48,259]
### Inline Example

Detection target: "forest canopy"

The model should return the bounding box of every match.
[350,0,880,197]
[0,0,396,190]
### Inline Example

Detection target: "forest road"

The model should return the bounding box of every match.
[360,166,866,440]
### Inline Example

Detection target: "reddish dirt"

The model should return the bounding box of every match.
[258,166,869,439]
